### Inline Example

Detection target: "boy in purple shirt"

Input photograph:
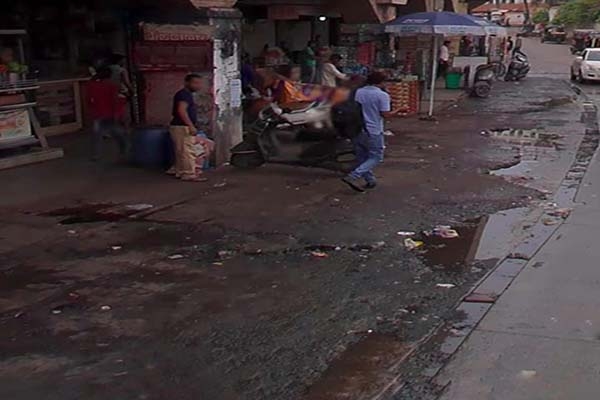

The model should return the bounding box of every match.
[342,72,392,192]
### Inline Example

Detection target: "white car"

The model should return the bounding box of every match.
[571,48,600,83]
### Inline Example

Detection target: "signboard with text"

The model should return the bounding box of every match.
[141,23,215,42]
[0,109,32,142]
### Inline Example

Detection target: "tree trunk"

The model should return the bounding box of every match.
[523,0,531,25]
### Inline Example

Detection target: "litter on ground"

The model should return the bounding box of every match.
[397,231,416,237]
[436,283,456,289]
[547,208,572,219]
[519,370,537,380]
[404,238,424,250]
[424,225,460,239]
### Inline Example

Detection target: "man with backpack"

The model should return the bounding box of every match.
[341,71,392,192]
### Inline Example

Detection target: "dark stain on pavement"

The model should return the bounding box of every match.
[39,203,128,224]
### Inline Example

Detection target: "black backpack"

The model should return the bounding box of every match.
[332,89,365,139]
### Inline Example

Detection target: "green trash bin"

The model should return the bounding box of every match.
[445,72,462,89]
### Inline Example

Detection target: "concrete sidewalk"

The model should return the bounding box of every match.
[437,149,600,399]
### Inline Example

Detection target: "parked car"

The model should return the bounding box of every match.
[571,48,600,83]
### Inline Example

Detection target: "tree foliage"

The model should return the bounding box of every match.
[554,0,600,27]
[532,9,549,24]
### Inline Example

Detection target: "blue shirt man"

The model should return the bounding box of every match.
[355,85,391,136]
[171,88,198,127]
[342,72,391,192]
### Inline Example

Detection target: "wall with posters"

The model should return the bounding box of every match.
[209,8,243,165]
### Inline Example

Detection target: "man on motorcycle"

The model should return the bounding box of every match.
[342,71,392,192]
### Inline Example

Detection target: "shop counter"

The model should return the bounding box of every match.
[34,77,89,136]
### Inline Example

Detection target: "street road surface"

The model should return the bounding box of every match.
[435,37,600,400]
[0,32,598,400]
[523,36,571,79]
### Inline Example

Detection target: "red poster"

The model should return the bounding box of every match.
[357,43,375,66]
[0,109,32,141]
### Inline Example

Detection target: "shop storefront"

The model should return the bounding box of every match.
[4,2,129,136]
[238,0,431,116]
[1,0,242,166]
[0,29,64,168]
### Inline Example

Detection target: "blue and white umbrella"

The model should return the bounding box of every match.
[385,12,488,118]
[467,15,508,37]
[385,11,487,36]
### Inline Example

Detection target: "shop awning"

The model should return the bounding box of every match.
[239,0,404,23]
[101,0,237,12]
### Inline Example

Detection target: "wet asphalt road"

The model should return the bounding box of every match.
[392,39,597,399]
[524,37,571,79]
[0,38,591,400]
[431,40,600,400]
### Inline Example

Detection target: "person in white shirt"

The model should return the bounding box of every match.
[321,54,349,87]
[438,40,451,78]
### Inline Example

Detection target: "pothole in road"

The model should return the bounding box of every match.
[36,203,154,225]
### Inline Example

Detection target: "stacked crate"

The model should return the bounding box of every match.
[385,80,420,116]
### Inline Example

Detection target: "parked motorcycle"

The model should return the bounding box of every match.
[504,51,530,81]
[471,64,496,98]
[230,102,355,171]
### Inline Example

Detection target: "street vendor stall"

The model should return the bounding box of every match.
[385,12,488,118]
[0,30,63,169]
[329,24,422,116]
[452,19,507,86]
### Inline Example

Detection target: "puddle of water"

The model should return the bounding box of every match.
[419,219,484,270]
[304,333,410,400]
[486,129,563,165]
[486,128,564,191]
[526,97,573,108]
[38,203,153,225]
[486,128,562,148]
[418,208,529,269]
[474,207,530,261]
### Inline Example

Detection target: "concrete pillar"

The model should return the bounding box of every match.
[205,8,243,165]
[425,0,446,11]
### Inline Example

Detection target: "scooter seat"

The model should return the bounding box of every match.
[282,101,318,114]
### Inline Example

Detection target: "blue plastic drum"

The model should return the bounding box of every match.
[130,126,174,169]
